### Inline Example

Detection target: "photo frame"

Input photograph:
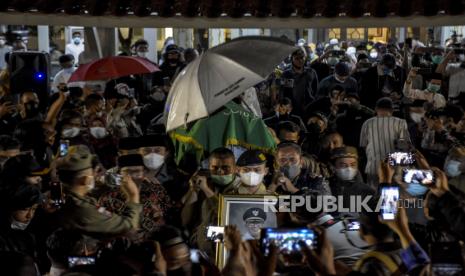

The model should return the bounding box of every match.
[216,194,278,268]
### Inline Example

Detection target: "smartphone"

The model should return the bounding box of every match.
[430,242,464,275]
[206,226,224,243]
[190,249,200,264]
[68,256,96,268]
[346,220,361,231]
[50,181,64,206]
[402,169,434,185]
[388,152,415,166]
[108,173,123,186]
[380,185,399,221]
[260,228,318,265]
[59,140,69,157]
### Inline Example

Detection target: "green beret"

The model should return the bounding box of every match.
[57,145,93,172]
[330,146,359,160]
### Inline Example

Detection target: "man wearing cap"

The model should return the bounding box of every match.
[360,98,410,187]
[270,142,331,195]
[56,145,142,238]
[360,53,407,109]
[329,146,374,217]
[97,154,172,241]
[264,97,307,133]
[228,150,272,195]
[242,207,266,240]
[277,48,319,117]
[51,54,76,94]
[158,44,186,84]
[317,62,358,99]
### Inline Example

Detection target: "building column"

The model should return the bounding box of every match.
[307,28,317,43]
[397,27,406,43]
[143,28,158,63]
[230,29,241,39]
[241,29,261,36]
[37,25,50,53]
[209,29,225,47]
[174,28,193,49]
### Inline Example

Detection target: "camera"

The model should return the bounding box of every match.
[59,140,69,157]
[387,152,415,166]
[206,226,224,243]
[379,184,399,221]
[402,169,434,185]
[260,228,318,266]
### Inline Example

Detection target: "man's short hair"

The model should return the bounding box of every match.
[58,54,74,64]
[444,104,464,123]
[278,97,292,106]
[46,228,90,266]
[277,141,302,156]
[134,39,148,49]
[277,121,301,134]
[72,31,81,37]
[209,147,235,161]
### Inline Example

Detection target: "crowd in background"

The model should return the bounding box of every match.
[0,33,464,276]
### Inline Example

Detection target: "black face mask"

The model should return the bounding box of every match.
[24,102,40,118]
[307,122,321,135]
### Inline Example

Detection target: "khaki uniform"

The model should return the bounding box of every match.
[58,192,142,238]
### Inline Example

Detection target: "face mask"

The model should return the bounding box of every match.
[24,102,40,117]
[445,160,462,177]
[0,39,5,46]
[90,127,108,139]
[137,51,147,58]
[427,83,441,93]
[240,172,264,186]
[307,122,321,134]
[410,112,424,124]
[335,74,346,83]
[143,153,165,170]
[211,174,235,186]
[431,55,443,64]
[406,183,429,197]
[280,164,301,180]
[10,219,30,230]
[336,167,357,181]
[327,57,339,66]
[73,37,81,45]
[62,127,80,138]
[151,91,166,102]
[370,52,378,59]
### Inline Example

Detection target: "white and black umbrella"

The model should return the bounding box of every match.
[164,36,296,132]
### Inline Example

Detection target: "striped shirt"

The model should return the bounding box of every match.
[360,116,410,175]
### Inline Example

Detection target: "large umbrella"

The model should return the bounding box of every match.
[68,56,159,82]
[171,102,277,164]
[164,36,297,132]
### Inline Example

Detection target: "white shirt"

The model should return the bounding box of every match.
[52,68,75,93]
[0,45,12,70]
[65,42,84,64]
[403,82,446,109]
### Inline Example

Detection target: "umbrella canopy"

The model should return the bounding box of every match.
[68,56,160,82]
[164,36,297,132]
[171,102,277,164]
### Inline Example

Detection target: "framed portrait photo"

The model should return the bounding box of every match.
[216,195,278,268]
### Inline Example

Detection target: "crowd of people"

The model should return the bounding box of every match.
[0,34,464,276]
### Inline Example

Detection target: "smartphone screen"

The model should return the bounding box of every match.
[380,185,399,220]
[190,249,200,263]
[50,181,64,206]
[260,228,317,265]
[59,140,69,157]
[430,242,464,275]
[68,256,96,267]
[206,226,224,243]
[403,169,434,185]
[388,152,414,166]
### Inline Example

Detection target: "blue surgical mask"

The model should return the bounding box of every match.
[427,83,441,93]
[406,183,429,197]
[73,37,81,45]
[431,55,443,64]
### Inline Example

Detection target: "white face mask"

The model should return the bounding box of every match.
[240,172,264,186]
[410,112,424,124]
[336,167,357,181]
[62,127,80,138]
[0,39,5,46]
[11,219,30,230]
[143,153,165,170]
[137,51,147,58]
[90,127,108,139]
[445,160,462,177]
